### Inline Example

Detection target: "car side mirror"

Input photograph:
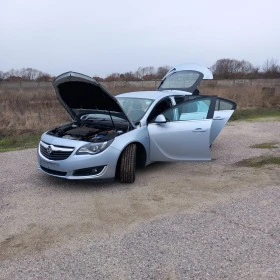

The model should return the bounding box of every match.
[154,114,167,123]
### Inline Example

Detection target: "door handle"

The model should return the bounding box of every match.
[214,116,225,120]
[192,128,207,132]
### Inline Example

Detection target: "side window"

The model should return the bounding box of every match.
[147,98,173,123]
[162,99,211,121]
[215,99,236,110]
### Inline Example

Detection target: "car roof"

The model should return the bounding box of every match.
[116,90,184,100]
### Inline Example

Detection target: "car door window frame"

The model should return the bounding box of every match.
[215,97,237,111]
[147,97,173,123]
[150,97,217,123]
[183,95,236,111]
[173,95,185,105]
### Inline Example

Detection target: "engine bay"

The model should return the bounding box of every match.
[47,121,129,142]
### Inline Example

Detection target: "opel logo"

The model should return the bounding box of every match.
[47,146,52,154]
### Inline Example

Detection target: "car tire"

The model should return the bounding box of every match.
[119,144,136,183]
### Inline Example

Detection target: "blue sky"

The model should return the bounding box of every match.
[1,0,279,77]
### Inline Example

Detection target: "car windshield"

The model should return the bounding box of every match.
[116,97,154,123]
[159,70,200,91]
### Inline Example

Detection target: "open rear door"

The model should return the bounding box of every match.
[210,98,237,144]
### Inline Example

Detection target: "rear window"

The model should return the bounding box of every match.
[159,71,201,91]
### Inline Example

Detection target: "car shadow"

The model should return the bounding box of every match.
[34,156,218,193]
[137,161,174,174]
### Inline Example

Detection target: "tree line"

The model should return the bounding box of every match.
[1,58,280,82]
[211,58,280,79]
[0,68,53,82]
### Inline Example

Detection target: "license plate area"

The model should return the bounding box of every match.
[40,158,59,170]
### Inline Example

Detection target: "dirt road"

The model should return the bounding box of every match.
[0,121,279,279]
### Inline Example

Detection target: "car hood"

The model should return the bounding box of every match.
[158,63,213,93]
[53,72,134,126]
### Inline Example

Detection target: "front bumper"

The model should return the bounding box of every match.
[38,143,120,180]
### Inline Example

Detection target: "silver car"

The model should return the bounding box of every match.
[38,64,236,183]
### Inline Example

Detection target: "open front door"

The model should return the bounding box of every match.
[210,98,237,144]
[148,97,216,161]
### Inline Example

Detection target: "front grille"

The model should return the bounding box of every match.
[40,166,67,176]
[40,141,75,160]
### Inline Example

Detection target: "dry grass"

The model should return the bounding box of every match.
[199,85,280,108]
[236,156,280,167]
[0,90,69,137]
[250,142,279,149]
[0,84,279,137]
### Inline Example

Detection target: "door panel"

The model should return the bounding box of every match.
[210,110,234,144]
[149,120,212,161]
[148,97,215,161]
[210,98,237,144]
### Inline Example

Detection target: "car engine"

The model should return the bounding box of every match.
[47,122,126,142]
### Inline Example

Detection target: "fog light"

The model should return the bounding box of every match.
[73,165,106,176]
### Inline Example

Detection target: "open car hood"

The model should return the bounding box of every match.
[53,72,134,126]
[158,63,213,93]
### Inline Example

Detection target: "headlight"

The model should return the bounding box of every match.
[76,140,113,155]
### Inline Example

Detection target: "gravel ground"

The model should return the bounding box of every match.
[0,120,280,279]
